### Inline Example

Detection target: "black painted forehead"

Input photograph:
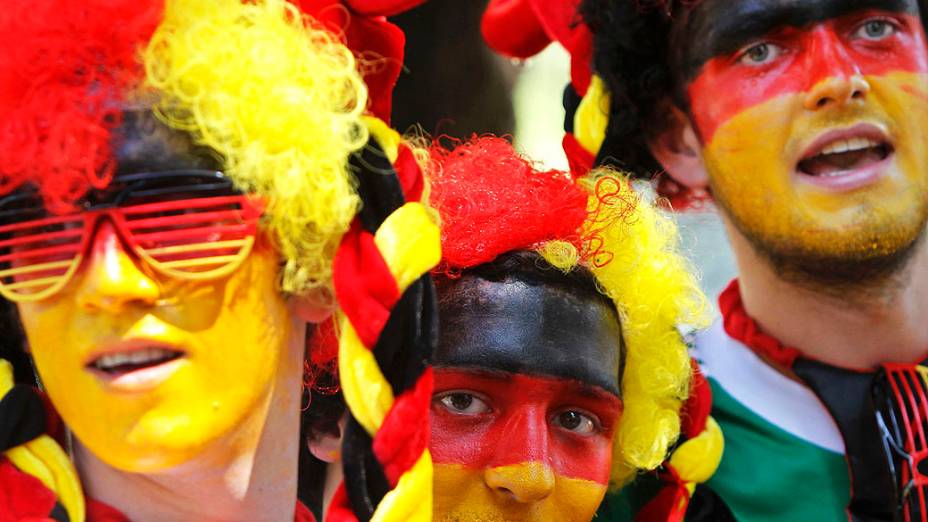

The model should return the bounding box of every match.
[672,0,920,79]
[434,274,622,396]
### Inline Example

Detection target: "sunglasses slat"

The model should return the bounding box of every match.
[4,275,68,291]
[0,259,74,278]
[0,227,83,250]
[0,243,83,264]
[143,239,249,256]
[131,223,252,245]
[157,254,243,270]
[0,214,81,235]
[125,209,244,231]
[120,195,249,216]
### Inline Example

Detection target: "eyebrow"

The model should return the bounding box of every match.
[434,351,621,397]
[688,0,917,71]
[434,364,622,400]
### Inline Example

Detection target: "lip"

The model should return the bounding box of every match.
[794,123,894,192]
[85,339,187,393]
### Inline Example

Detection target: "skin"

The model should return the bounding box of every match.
[431,274,623,522]
[652,0,928,367]
[14,113,323,520]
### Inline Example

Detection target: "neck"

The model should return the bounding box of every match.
[727,219,928,369]
[74,319,306,521]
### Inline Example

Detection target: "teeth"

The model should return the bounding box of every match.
[820,137,880,156]
[93,348,176,370]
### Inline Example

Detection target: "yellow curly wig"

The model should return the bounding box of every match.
[541,172,708,488]
[144,0,368,297]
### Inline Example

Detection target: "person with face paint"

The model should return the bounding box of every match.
[480,0,928,520]
[0,1,439,521]
[425,136,709,522]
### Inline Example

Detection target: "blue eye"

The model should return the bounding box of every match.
[855,19,896,41]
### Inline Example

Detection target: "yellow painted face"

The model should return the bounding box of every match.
[701,72,928,261]
[433,463,607,522]
[17,222,295,472]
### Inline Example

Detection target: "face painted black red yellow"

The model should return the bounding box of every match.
[430,270,623,522]
[678,0,928,279]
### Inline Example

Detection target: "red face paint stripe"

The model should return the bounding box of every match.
[430,370,621,484]
[687,13,928,142]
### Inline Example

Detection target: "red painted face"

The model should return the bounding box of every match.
[674,0,928,275]
[431,371,622,482]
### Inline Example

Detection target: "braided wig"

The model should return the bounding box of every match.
[429,136,707,487]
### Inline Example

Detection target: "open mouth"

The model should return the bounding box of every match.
[797,137,893,177]
[88,347,184,377]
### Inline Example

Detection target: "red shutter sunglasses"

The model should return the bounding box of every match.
[0,170,265,303]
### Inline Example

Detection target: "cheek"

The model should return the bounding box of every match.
[429,407,495,466]
[551,430,614,485]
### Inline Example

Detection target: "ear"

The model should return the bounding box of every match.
[290,286,337,324]
[647,104,710,190]
[307,416,346,463]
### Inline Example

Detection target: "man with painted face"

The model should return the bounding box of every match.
[425,137,708,522]
[0,0,438,520]
[568,0,928,520]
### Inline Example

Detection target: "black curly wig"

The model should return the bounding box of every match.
[580,0,928,186]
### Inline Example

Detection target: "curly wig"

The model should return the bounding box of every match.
[0,0,369,297]
[429,136,708,488]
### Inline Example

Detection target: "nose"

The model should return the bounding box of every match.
[75,221,160,313]
[484,461,556,503]
[804,74,871,110]
[803,26,871,110]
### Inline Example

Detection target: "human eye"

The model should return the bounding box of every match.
[552,409,601,435]
[737,42,784,66]
[435,391,491,415]
[853,18,898,41]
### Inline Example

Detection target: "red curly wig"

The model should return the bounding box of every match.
[429,136,589,271]
[0,0,163,214]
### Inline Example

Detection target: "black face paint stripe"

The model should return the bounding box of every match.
[676,0,920,79]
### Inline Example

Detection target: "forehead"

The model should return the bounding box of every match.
[674,0,920,75]
[434,275,622,396]
[113,111,219,177]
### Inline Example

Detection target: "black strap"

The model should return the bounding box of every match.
[0,384,46,451]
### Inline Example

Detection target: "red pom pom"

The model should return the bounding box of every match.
[429,136,588,271]
[0,0,162,213]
